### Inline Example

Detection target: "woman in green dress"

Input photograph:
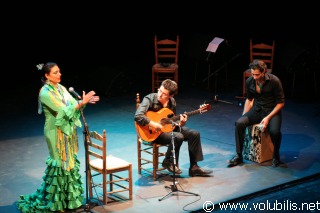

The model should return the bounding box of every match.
[17,62,99,212]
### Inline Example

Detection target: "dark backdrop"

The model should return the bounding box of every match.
[3,3,319,110]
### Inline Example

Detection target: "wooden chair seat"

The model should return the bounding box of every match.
[153,63,178,69]
[90,156,131,170]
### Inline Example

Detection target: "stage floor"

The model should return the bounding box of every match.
[1,86,320,213]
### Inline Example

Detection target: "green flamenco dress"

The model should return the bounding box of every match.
[17,83,85,212]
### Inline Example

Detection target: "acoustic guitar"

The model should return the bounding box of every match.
[135,104,211,142]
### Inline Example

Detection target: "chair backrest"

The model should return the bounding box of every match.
[250,39,275,72]
[135,93,141,139]
[136,92,140,109]
[87,130,107,171]
[236,39,276,100]
[154,35,179,65]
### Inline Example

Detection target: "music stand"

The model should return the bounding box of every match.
[203,37,233,105]
[158,123,199,201]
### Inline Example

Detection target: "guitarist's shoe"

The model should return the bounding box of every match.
[189,165,213,177]
[162,159,182,174]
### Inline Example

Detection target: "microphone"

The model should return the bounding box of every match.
[68,87,82,100]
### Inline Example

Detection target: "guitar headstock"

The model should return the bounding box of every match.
[199,104,211,113]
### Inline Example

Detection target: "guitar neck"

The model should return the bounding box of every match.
[171,109,203,121]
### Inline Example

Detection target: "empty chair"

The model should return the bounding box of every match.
[152,35,179,93]
[87,129,132,205]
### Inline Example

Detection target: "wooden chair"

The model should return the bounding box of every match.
[237,39,275,99]
[152,35,179,93]
[87,129,132,205]
[135,93,168,181]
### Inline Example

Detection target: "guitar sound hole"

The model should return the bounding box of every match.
[167,113,174,118]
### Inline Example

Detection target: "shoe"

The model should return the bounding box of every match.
[272,158,281,168]
[162,159,182,174]
[189,166,213,177]
[228,154,243,166]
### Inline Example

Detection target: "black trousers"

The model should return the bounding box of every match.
[235,108,282,159]
[155,126,204,167]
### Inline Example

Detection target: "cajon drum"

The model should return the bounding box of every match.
[242,124,274,163]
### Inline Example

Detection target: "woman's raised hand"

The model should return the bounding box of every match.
[82,91,100,104]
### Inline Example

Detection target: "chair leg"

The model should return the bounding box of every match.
[175,70,178,94]
[155,73,159,91]
[153,144,159,181]
[242,71,246,97]
[88,169,93,200]
[129,164,133,200]
[110,174,113,192]
[152,70,155,93]
[103,173,107,205]
[137,138,141,174]
[175,71,178,84]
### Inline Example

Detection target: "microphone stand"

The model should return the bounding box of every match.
[158,121,199,201]
[78,103,95,212]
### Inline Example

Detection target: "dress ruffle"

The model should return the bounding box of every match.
[17,155,84,212]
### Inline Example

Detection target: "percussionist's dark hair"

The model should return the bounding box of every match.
[249,59,267,72]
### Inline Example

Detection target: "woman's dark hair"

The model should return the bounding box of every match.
[39,62,58,84]
[249,59,267,72]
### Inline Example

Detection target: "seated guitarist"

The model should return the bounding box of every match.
[134,79,212,177]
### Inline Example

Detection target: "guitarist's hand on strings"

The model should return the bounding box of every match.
[179,113,188,127]
[149,120,163,132]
